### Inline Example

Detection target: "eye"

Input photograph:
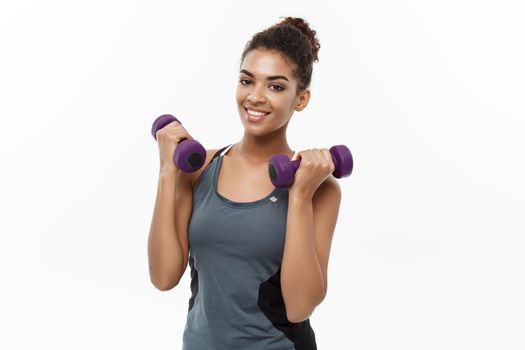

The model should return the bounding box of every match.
[238,79,284,92]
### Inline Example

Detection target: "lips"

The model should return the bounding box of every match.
[244,107,270,122]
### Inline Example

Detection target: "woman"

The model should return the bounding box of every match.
[148,16,342,350]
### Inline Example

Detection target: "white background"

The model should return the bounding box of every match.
[1,0,524,349]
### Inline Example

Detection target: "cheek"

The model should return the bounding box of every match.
[236,92,246,106]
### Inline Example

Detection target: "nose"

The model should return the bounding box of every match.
[247,84,267,104]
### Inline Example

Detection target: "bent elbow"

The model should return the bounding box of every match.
[150,275,179,291]
[154,280,178,291]
[286,308,314,324]
[286,312,309,324]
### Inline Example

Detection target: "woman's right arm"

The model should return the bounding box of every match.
[148,167,193,291]
[148,119,196,291]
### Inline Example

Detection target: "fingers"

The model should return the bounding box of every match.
[297,148,335,172]
[155,120,192,142]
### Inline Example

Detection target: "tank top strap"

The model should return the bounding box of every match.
[220,144,234,156]
[209,144,233,164]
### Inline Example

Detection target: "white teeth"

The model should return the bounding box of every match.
[246,108,269,116]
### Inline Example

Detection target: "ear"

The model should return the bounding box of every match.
[295,89,311,111]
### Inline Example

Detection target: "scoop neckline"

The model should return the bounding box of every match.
[213,155,283,208]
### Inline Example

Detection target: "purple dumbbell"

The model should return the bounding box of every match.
[268,145,353,188]
[151,114,206,173]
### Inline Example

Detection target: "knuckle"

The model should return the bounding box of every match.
[156,130,166,139]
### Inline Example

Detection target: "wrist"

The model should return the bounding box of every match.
[159,165,178,178]
[289,188,314,202]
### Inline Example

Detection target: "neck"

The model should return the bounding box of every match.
[232,132,294,166]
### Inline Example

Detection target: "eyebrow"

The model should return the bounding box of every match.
[239,69,290,82]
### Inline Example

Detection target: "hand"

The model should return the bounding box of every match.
[155,120,194,172]
[289,148,335,199]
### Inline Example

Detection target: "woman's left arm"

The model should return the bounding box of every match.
[280,149,342,323]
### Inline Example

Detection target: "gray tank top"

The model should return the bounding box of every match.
[182,144,317,350]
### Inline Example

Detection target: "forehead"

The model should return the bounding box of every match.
[240,49,294,78]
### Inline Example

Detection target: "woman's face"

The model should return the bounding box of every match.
[236,48,308,136]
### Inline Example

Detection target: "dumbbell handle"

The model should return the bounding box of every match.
[289,148,351,178]
[289,160,301,173]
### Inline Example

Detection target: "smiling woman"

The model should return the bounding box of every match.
[148,16,334,350]
[179,17,328,350]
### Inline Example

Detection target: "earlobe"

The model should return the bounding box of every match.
[298,90,310,110]
[296,100,307,111]
[294,88,311,111]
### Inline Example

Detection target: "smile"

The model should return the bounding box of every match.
[244,107,271,122]
[245,107,270,116]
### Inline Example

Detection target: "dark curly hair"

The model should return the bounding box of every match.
[239,16,321,96]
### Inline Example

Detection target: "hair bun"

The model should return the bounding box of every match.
[275,16,320,62]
